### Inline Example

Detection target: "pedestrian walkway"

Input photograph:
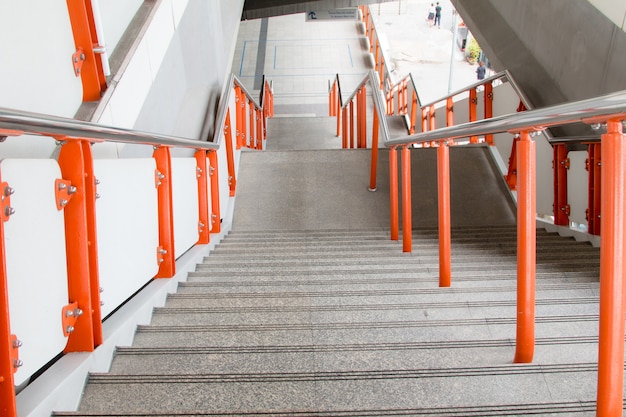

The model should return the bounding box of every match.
[233,0,480,115]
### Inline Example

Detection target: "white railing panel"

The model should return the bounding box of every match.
[94,159,159,318]
[171,158,200,258]
[1,159,69,386]
[568,150,590,227]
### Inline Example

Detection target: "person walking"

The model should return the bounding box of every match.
[427,3,435,27]
[476,61,486,80]
[434,2,442,28]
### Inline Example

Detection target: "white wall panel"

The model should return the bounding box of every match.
[98,0,143,56]
[94,159,159,318]
[1,159,68,386]
[171,158,200,258]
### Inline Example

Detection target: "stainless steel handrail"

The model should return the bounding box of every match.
[0,106,219,150]
[419,70,509,109]
[339,72,372,108]
[385,89,626,147]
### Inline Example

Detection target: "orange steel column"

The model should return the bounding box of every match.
[207,150,221,234]
[484,82,494,145]
[224,109,237,197]
[596,119,626,417]
[249,101,255,149]
[437,144,451,287]
[446,97,454,127]
[342,107,348,149]
[238,88,246,149]
[421,108,429,133]
[336,91,342,137]
[469,88,478,143]
[389,147,399,241]
[587,143,602,236]
[153,146,176,278]
[513,130,536,364]
[58,140,98,351]
[256,109,263,150]
[369,110,380,191]
[235,86,243,148]
[349,100,355,149]
[0,175,17,417]
[401,146,412,252]
[66,0,106,101]
[553,144,570,226]
[194,150,210,244]
[360,86,367,148]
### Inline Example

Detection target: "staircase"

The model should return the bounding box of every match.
[54,224,602,416]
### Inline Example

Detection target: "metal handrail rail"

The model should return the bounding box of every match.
[385,89,626,147]
[339,72,372,109]
[420,70,509,109]
[0,106,219,150]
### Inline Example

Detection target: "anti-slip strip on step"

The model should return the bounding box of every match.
[170,282,598,299]
[154,296,599,315]
[87,362,601,384]
[50,400,602,416]
[136,314,599,333]
[115,335,601,356]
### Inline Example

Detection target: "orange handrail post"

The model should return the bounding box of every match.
[587,143,601,236]
[152,145,176,278]
[421,107,429,133]
[360,86,367,148]
[249,101,255,149]
[336,87,342,137]
[0,175,17,417]
[389,147,399,241]
[409,91,418,134]
[207,150,221,234]
[239,88,246,149]
[513,130,536,364]
[596,119,626,417]
[342,107,348,149]
[437,143,451,287]
[349,100,355,149]
[194,150,210,244]
[234,86,243,149]
[401,145,412,252]
[505,135,519,190]
[484,81,494,145]
[66,0,107,101]
[369,110,380,191]
[58,140,102,350]
[429,105,436,131]
[469,87,478,143]
[224,109,237,197]
[553,144,570,226]
[256,108,263,150]
[446,97,454,127]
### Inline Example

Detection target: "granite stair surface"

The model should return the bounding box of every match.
[54,226,606,416]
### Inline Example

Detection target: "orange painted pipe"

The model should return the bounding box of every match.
[513,131,536,363]
[207,150,221,234]
[194,150,210,244]
[401,146,412,252]
[224,109,237,197]
[369,110,380,191]
[349,100,355,149]
[596,119,625,417]
[336,88,341,137]
[410,91,418,134]
[389,147,399,241]
[360,86,367,148]
[58,140,97,351]
[429,105,436,131]
[421,107,429,133]
[437,144,451,287]
[0,175,17,417]
[153,146,176,278]
[256,109,263,150]
[342,107,348,149]
[249,101,255,149]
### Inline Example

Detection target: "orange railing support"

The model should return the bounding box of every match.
[437,143,451,287]
[58,140,102,351]
[0,175,17,417]
[596,119,626,417]
[389,147,399,241]
[349,100,355,149]
[469,87,478,143]
[369,110,380,191]
[207,150,221,234]
[224,109,237,197]
[484,81,494,145]
[410,91,418,134]
[66,0,107,101]
[249,101,255,149]
[553,144,570,226]
[153,146,176,278]
[513,130,536,364]
[195,150,210,244]
[446,97,454,127]
[342,107,348,149]
[421,107,429,133]
[256,108,263,150]
[429,105,436,131]
[505,135,519,190]
[401,145,412,252]
[360,86,367,148]
[235,86,243,149]
[587,143,602,236]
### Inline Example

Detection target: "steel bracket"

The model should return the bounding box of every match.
[1,182,14,222]
[72,48,86,77]
[155,170,165,188]
[62,302,82,337]
[157,246,167,264]
[55,179,76,210]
